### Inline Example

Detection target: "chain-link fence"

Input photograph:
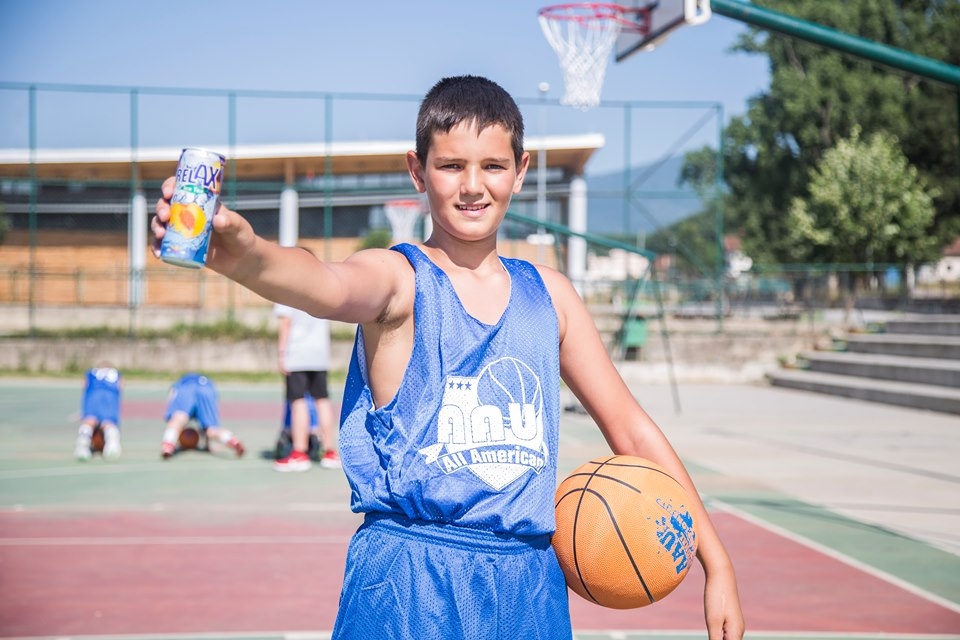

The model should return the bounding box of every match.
[3,82,956,340]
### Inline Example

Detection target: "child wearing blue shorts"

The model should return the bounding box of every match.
[75,363,123,460]
[159,373,245,459]
[152,76,744,639]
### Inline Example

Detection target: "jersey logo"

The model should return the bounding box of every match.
[91,367,120,384]
[418,357,548,491]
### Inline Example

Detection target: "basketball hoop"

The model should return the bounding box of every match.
[538,2,652,110]
[384,199,423,243]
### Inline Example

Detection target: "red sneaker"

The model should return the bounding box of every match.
[228,438,245,458]
[274,450,311,472]
[320,450,342,470]
[161,441,176,459]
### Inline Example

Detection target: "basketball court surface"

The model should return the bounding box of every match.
[1,377,957,639]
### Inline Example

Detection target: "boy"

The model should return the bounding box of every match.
[274,250,341,472]
[152,75,743,640]
[75,362,123,460]
[160,373,245,459]
[275,393,321,462]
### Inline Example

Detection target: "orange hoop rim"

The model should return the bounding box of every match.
[538,2,653,35]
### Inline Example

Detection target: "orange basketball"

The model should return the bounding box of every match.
[553,455,698,609]
[178,426,201,450]
[89,426,105,453]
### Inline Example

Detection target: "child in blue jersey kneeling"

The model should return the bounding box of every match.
[75,362,123,460]
[159,373,245,459]
[152,75,744,640]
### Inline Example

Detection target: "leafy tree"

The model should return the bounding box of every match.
[684,0,960,264]
[358,227,392,250]
[786,127,940,269]
[658,146,724,277]
[645,209,721,277]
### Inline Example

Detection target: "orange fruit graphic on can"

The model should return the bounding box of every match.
[159,147,225,269]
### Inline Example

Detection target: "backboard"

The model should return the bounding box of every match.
[615,0,711,62]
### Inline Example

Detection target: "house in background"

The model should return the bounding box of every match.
[917,236,960,284]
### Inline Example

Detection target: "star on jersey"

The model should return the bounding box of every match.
[418,357,549,491]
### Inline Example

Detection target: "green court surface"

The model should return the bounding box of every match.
[1,378,958,639]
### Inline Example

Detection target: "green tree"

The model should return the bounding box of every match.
[658,146,724,277]
[787,128,939,269]
[358,227,392,250]
[686,0,959,264]
[646,209,721,278]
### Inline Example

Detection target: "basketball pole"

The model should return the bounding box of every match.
[711,0,960,88]
[537,81,550,264]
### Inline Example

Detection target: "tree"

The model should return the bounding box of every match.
[646,209,721,278]
[786,127,940,270]
[661,146,724,277]
[686,0,959,264]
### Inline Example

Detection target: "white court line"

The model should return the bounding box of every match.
[713,499,960,615]
[572,633,960,639]
[1,502,352,514]
[3,631,956,640]
[0,464,218,480]
[0,535,348,546]
[2,632,332,640]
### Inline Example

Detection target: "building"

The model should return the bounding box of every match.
[0,135,603,310]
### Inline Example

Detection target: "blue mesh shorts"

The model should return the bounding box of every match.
[331,513,573,640]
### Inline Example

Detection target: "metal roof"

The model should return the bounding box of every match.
[0,134,604,183]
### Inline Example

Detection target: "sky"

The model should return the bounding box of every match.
[0,0,771,175]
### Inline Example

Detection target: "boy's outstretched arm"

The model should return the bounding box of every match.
[151,177,410,325]
[541,268,745,640]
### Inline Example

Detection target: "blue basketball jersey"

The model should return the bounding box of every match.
[339,244,561,535]
[81,366,122,426]
[165,373,220,428]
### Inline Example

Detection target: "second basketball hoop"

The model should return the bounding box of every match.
[384,199,423,244]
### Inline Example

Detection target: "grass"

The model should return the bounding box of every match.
[1,319,354,382]
[5,319,359,342]
[7,319,277,341]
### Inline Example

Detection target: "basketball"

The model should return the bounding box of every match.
[89,426,105,453]
[178,426,201,450]
[553,455,698,609]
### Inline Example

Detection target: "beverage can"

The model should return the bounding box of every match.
[159,147,226,269]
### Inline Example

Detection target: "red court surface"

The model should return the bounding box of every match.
[2,510,959,637]
[2,384,959,639]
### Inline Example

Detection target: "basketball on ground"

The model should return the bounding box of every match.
[178,426,201,450]
[89,426,105,453]
[553,455,698,609]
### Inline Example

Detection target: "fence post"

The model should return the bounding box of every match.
[27,85,37,336]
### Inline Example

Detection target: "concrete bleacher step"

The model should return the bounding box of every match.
[843,333,960,359]
[801,351,960,389]
[766,369,960,415]
[884,315,960,337]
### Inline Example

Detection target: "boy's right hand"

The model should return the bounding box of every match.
[151,176,257,279]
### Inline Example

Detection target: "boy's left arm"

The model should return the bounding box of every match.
[541,268,744,640]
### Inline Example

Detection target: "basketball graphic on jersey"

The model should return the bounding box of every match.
[419,356,549,491]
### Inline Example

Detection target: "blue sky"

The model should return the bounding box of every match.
[0,0,770,174]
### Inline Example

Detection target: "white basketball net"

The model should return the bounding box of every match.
[384,199,422,243]
[539,3,626,110]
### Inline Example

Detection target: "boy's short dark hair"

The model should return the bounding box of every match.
[415,75,525,167]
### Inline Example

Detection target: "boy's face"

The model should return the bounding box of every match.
[407,121,529,243]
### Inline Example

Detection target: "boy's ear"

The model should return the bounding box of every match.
[406,151,427,193]
[513,151,531,194]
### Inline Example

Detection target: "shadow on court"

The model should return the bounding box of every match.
[0,379,958,639]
